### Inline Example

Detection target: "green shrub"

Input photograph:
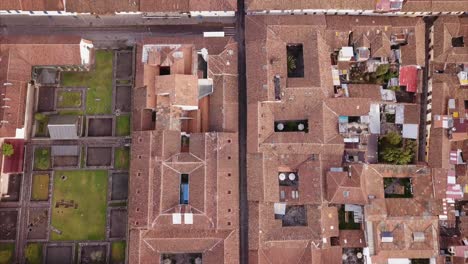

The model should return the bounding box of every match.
[34,113,46,121]
[2,143,14,157]
[376,64,390,76]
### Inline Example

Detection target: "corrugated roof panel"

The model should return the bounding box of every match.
[51,145,79,156]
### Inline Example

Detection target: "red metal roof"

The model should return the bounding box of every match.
[2,139,24,173]
[399,65,419,93]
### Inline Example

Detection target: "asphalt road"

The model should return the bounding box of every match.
[0,13,235,27]
[0,14,236,46]
[236,0,249,263]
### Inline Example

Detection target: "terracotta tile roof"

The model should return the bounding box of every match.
[321,206,339,238]
[339,230,366,248]
[402,0,468,12]
[66,0,236,13]
[129,36,239,263]
[325,98,373,117]
[403,104,420,124]
[155,74,199,107]
[428,128,451,168]
[140,0,236,12]
[259,240,309,264]
[0,38,87,137]
[327,165,367,205]
[371,218,439,259]
[432,16,468,63]
[246,0,375,12]
[0,0,64,10]
[361,164,442,261]
[363,164,434,202]
[400,20,426,66]
[139,0,188,12]
[347,84,382,101]
[188,0,237,12]
[311,246,343,264]
[129,131,240,263]
[246,15,432,263]
[370,32,392,59]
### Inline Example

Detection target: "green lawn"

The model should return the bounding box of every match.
[0,243,14,264]
[61,51,114,115]
[34,148,51,171]
[50,170,108,241]
[111,241,126,264]
[56,91,82,108]
[25,243,42,264]
[114,147,130,170]
[31,174,50,201]
[115,115,131,136]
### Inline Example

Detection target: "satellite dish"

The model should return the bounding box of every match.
[279,173,286,181]
[298,123,305,131]
[277,123,284,131]
[288,173,296,181]
[357,252,363,259]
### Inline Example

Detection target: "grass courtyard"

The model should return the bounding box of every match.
[111,241,126,263]
[57,91,82,108]
[51,170,108,241]
[31,174,50,201]
[25,243,42,264]
[61,51,114,115]
[115,115,131,136]
[34,147,51,171]
[114,147,130,170]
[0,243,14,264]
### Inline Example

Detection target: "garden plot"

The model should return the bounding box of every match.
[86,147,112,167]
[87,117,113,137]
[0,210,18,240]
[46,245,73,264]
[27,208,48,240]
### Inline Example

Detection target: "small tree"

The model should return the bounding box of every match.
[383,131,402,145]
[376,64,390,76]
[2,143,14,157]
[381,139,416,165]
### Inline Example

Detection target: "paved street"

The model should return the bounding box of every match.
[1,14,236,47]
[236,1,249,263]
[0,14,235,27]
